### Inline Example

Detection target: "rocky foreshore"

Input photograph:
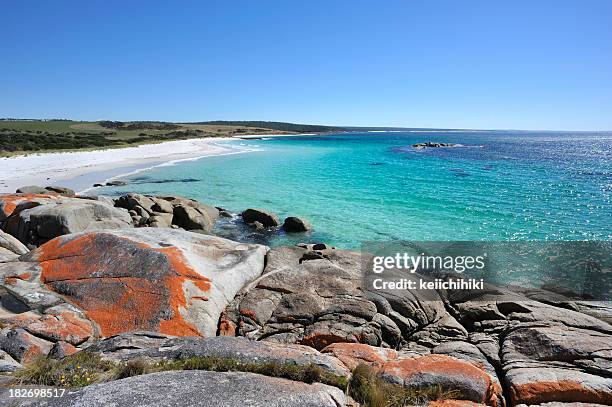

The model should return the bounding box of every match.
[1,187,611,406]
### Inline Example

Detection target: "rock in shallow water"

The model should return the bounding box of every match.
[282,216,312,233]
[114,193,220,231]
[242,208,280,227]
[411,142,462,149]
[173,204,216,231]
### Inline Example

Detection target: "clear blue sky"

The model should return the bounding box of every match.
[2,0,611,130]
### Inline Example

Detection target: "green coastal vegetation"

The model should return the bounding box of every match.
[16,353,459,406]
[15,352,347,390]
[0,119,340,156]
[192,121,344,133]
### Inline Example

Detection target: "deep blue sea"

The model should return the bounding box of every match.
[100,131,611,249]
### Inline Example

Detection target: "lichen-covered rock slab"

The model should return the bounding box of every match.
[84,332,350,378]
[222,246,466,350]
[20,370,347,407]
[21,228,267,337]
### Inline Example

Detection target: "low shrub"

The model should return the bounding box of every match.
[15,354,347,390]
[14,352,113,387]
[348,363,462,407]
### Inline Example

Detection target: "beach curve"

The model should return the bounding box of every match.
[0,138,253,194]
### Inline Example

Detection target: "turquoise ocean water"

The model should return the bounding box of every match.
[99,131,611,249]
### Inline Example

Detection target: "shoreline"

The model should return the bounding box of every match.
[0,137,252,194]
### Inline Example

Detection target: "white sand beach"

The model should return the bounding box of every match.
[0,138,243,194]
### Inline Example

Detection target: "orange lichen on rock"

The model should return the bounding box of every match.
[218,317,237,336]
[239,308,258,322]
[382,354,489,382]
[50,341,80,358]
[25,311,94,345]
[37,233,212,337]
[21,342,48,364]
[3,271,33,285]
[323,344,500,406]
[15,271,32,280]
[157,246,211,336]
[381,354,498,406]
[321,342,399,369]
[510,379,612,405]
[3,329,53,363]
[0,311,42,329]
[0,193,58,218]
[301,333,352,350]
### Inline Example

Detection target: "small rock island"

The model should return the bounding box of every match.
[412,142,463,149]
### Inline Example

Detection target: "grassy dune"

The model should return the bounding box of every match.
[0,119,305,156]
